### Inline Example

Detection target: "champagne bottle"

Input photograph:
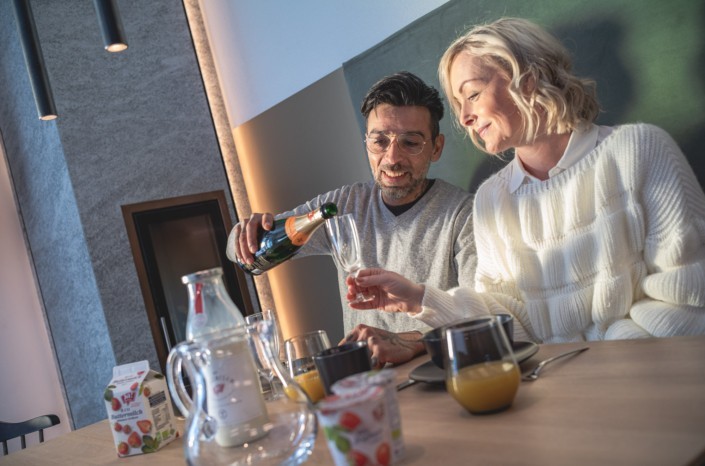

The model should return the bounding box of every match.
[182,267,269,447]
[237,202,338,275]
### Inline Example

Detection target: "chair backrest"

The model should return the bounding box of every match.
[0,414,61,456]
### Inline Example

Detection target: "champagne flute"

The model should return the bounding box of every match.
[325,214,374,303]
[284,330,331,403]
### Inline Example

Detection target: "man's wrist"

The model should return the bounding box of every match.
[401,331,426,356]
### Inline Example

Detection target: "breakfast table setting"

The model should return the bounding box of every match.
[2,334,704,465]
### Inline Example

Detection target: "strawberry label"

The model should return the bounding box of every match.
[332,370,405,464]
[317,385,392,466]
[104,360,179,457]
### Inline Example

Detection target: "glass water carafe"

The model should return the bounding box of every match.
[166,320,317,465]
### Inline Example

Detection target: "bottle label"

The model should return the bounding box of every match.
[192,283,208,329]
[285,216,309,246]
[204,340,267,429]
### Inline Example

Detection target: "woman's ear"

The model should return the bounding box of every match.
[521,73,536,95]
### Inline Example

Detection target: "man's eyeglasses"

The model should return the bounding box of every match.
[364,132,428,156]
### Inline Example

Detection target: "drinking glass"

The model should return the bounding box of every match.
[285,330,331,403]
[444,316,520,415]
[246,309,283,400]
[325,214,374,303]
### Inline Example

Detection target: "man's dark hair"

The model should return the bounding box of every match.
[360,71,444,141]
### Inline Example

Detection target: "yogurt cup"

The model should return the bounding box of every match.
[317,384,392,466]
[332,370,404,463]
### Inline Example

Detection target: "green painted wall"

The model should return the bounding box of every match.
[343,0,704,193]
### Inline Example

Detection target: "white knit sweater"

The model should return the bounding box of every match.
[417,123,705,343]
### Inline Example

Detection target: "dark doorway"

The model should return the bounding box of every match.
[122,190,258,372]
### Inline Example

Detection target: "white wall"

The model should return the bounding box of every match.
[0,144,71,453]
[199,0,450,126]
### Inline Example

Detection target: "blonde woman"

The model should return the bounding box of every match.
[349,18,705,343]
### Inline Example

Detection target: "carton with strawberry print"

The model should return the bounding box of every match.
[104,360,179,457]
[332,370,404,464]
[317,385,393,466]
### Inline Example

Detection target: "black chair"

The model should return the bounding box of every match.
[0,414,61,455]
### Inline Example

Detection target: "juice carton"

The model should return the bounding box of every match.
[103,360,179,457]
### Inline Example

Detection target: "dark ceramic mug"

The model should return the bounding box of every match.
[312,341,371,396]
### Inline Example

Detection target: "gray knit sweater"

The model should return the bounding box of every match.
[279,179,476,334]
[417,124,705,342]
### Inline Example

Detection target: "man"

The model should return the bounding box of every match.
[227,71,475,367]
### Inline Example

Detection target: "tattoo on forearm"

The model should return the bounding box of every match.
[381,333,421,350]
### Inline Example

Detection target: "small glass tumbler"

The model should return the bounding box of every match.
[285,330,332,403]
[246,309,283,400]
[444,316,520,415]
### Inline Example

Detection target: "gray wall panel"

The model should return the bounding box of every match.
[0,0,236,427]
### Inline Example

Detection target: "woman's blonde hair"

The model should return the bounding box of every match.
[438,17,600,154]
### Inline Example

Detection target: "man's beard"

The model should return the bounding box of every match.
[378,183,416,201]
[374,163,426,202]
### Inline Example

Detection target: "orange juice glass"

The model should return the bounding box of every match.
[285,330,331,403]
[447,361,520,413]
[444,317,519,414]
[293,370,326,403]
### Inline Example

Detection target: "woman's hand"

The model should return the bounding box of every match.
[346,268,425,315]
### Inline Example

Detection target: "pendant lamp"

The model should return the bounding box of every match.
[12,0,57,121]
[93,0,128,52]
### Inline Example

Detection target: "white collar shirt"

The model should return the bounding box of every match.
[508,124,614,193]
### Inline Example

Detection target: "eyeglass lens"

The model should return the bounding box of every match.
[365,132,426,155]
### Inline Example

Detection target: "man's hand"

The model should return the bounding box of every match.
[233,212,274,264]
[341,324,425,369]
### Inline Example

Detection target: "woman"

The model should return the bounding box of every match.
[348,17,705,343]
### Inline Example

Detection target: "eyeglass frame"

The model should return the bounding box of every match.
[364,130,431,156]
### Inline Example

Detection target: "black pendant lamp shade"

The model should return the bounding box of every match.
[94,0,128,52]
[12,0,57,121]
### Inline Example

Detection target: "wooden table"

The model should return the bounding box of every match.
[2,336,704,465]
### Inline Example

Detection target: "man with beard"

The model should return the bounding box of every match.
[227,71,475,367]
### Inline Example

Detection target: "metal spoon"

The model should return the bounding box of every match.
[396,378,418,391]
[522,347,589,381]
